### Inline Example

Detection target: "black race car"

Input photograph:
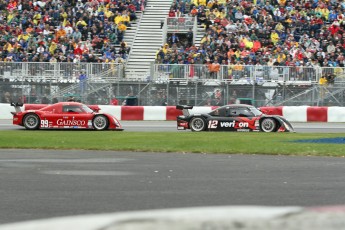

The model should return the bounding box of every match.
[176,104,294,132]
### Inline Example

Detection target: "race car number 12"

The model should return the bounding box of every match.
[41,120,49,128]
[208,120,218,129]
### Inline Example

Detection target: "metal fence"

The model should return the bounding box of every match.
[152,64,339,83]
[0,62,125,104]
[1,62,345,107]
[0,62,124,83]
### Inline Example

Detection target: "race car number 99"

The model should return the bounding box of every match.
[41,120,49,128]
[208,120,218,129]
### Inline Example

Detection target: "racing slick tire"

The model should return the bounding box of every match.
[92,115,109,131]
[23,113,40,130]
[260,118,277,132]
[189,117,206,132]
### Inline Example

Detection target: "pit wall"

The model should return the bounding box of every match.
[1,103,345,122]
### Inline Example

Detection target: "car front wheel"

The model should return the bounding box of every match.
[260,118,277,132]
[23,113,40,130]
[92,115,109,130]
[189,117,206,132]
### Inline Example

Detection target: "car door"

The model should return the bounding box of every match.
[53,105,93,129]
[207,107,256,131]
[38,105,64,129]
[217,107,242,131]
[230,108,258,131]
[207,107,237,131]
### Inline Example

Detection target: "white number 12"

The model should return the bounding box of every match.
[208,120,218,129]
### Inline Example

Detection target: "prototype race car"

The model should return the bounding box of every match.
[10,102,123,131]
[176,104,294,132]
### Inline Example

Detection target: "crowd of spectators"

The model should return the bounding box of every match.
[0,0,142,63]
[156,0,345,70]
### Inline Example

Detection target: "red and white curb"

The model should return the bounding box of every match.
[2,103,345,122]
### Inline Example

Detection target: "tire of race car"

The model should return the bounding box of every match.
[189,117,206,132]
[260,118,277,132]
[23,113,40,130]
[92,115,109,130]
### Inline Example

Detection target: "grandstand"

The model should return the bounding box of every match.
[1,0,345,106]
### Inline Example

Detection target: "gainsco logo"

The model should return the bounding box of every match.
[57,119,86,126]
[220,121,248,128]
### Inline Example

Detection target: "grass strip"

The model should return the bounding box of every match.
[0,131,344,156]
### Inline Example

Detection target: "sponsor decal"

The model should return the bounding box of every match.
[208,120,250,129]
[178,121,189,129]
[57,119,86,126]
[220,121,248,128]
[237,129,250,132]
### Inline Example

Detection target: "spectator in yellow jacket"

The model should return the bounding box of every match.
[60,10,68,26]
[76,18,87,29]
[270,31,279,45]
[17,32,30,42]
[4,42,13,53]
[121,12,130,26]
[49,41,57,55]
[162,43,170,54]
[104,8,114,19]
[33,13,41,25]
[319,75,327,85]
[117,21,127,32]
[191,0,199,7]
[198,0,206,6]
[114,13,122,25]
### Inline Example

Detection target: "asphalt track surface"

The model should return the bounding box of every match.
[1,120,345,224]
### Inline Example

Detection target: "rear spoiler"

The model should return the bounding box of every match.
[176,105,194,116]
[10,102,23,115]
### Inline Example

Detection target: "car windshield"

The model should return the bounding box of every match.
[249,107,262,116]
[81,104,94,113]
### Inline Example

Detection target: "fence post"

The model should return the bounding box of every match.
[195,81,198,105]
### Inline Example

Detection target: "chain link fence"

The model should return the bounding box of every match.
[1,62,345,107]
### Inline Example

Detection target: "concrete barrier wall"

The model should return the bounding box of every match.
[1,103,345,122]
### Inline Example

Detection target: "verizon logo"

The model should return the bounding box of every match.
[220,121,248,128]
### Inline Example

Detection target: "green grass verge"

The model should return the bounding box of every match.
[0,131,345,156]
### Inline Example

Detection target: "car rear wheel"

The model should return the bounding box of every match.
[189,117,206,132]
[260,118,277,132]
[23,113,40,130]
[92,115,109,130]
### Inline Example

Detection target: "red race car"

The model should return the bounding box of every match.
[10,102,123,131]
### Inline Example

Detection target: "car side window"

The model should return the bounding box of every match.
[63,106,83,113]
[237,108,254,117]
[210,108,226,117]
[225,108,252,117]
[227,108,239,117]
